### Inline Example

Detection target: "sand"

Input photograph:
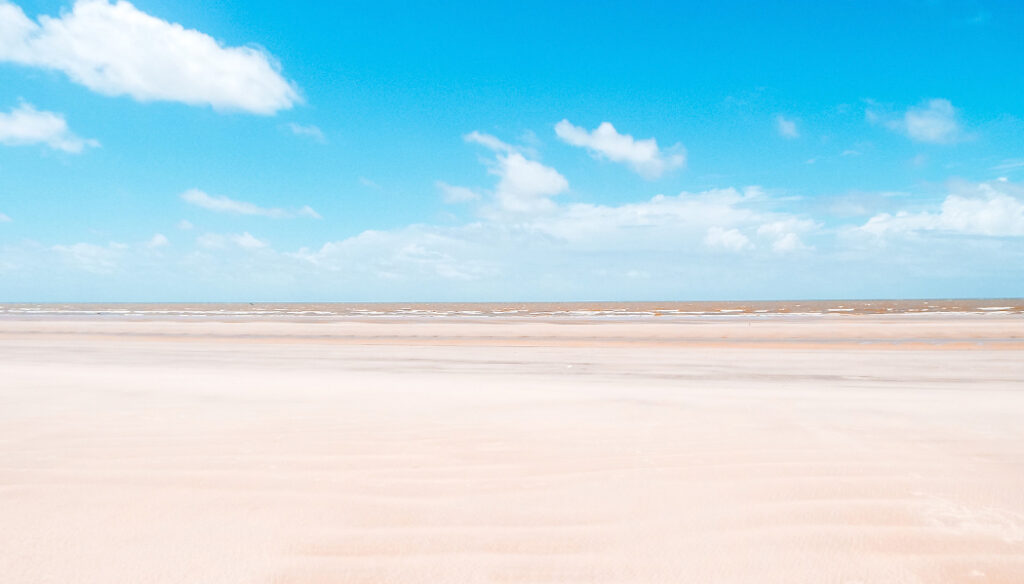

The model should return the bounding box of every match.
[1,315,1023,583]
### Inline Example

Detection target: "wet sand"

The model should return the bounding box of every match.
[1,315,1023,583]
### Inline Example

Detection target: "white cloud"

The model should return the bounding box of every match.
[291,227,495,282]
[0,212,10,222]
[857,178,1024,238]
[0,102,98,152]
[176,219,193,230]
[435,180,479,203]
[0,0,298,114]
[461,132,569,213]
[704,226,752,252]
[287,123,325,143]
[289,186,821,294]
[757,219,814,252]
[878,98,962,144]
[51,241,123,273]
[490,153,568,213]
[526,187,767,248]
[146,233,169,248]
[20,177,1024,300]
[776,115,799,139]
[181,189,320,219]
[197,231,268,250]
[770,232,805,253]
[554,119,685,179]
[464,131,517,154]
[992,159,1024,172]
[903,99,960,143]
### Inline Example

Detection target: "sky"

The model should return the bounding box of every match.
[1,0,1023,301]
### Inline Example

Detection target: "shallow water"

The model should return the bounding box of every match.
[1,299,1022,320]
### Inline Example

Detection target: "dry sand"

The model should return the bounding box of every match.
[1,315,1023,583]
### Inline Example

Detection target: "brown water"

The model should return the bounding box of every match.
[1,299,1022,320]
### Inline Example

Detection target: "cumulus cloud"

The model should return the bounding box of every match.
[435,180,480,203]
[871,98,962,144]
[757,219,815,252]
[287,123,325,143]
[462,132,569,213]
[0,0,299,114]
[490,152,569,213]
[704,226,752,252]
[181,189,320,219]
[527,187,819,256]
[146,233,169,248]
[775,115,799,139]
[0,102,98,152]
[857,178,1024,238]
[554,119,685,179]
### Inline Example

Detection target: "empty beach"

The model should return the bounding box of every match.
[1,309,1023,583]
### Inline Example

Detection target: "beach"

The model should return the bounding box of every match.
[1,311,1023,583]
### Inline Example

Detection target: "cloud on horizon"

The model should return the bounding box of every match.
[856,178,1024,239]
[7,177,1023,300]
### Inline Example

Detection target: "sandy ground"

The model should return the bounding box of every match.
[1,316,1023,583]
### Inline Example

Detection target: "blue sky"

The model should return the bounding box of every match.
[1,0,1023,301]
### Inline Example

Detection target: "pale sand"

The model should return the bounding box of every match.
[1,316,1023,583]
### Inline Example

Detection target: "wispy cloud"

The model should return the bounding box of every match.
[359,176,382,190]
[775,115,799,139]
[0,103,98,153]
[181,189,320,219]
[51,241,125,274]
[992,159,1024,172]
[197,232,268,249]
[554,119,685,179]
[464,131,518,154]
[435,180,480,203]
[0,0,299,114]
[0,212,11,222]
[287,123,325,143]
